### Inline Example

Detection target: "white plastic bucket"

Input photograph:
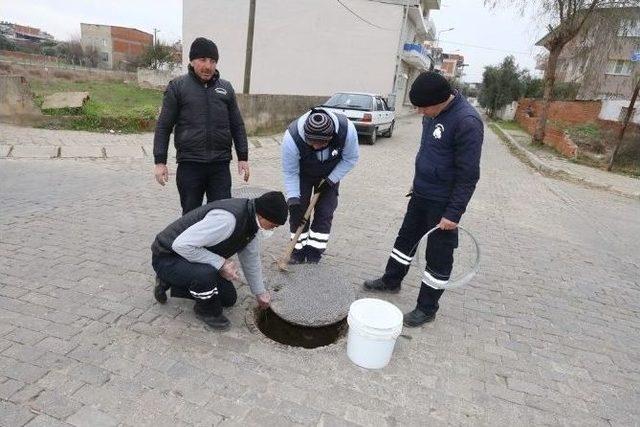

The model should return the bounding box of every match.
[346,298,403,369]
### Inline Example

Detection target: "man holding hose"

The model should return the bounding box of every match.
[364,72,483,327]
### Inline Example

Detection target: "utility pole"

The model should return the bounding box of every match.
[153,28,160,69]
[243,0,256,94]
[389,0,410,110]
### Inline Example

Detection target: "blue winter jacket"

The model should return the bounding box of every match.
[412,93,483,223]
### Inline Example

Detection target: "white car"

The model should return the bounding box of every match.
[319,92,395,145]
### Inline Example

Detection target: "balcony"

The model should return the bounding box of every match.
[402,43,433,70]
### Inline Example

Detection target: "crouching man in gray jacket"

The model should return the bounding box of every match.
[151,191,288,331]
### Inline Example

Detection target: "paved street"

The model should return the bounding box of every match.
[1,115,639,426]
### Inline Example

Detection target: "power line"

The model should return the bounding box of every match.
[336,0,397,31]
[334,0,534,57]
[438,39,533,55]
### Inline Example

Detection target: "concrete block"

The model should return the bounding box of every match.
[10,145,57,158]
[67,405,119,427]
[41,92,89,110]
[59,145,103,158]
[104,145,144,158]
[0,400,35,426]
[24,414,71,427]
[0,144,11,157]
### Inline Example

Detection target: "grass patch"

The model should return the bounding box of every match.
[488,122,534,167]
[492,119,523,132]
[30,80,162,133]
[566,122,605,154]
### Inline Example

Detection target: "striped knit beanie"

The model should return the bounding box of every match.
[303,110,335,142]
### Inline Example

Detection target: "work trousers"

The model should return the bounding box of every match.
[176,160,232,215]
[152,254,237,316]
[289,175,340,262]
[382,196,458,314]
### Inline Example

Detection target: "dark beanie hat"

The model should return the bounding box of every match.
[254,191,288,225]
[303,110,335,142]
[409,72,452,107]
[189,37,219,61]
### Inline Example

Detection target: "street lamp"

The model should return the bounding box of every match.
[436,27,454,47]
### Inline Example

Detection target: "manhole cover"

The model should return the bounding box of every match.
[255,308,346,349]
[265,264,355,327]
[231,185,270,199]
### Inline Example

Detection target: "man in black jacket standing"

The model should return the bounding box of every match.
[364,72,483,327]
[153,37,250,215]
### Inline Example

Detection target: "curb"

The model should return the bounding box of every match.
[0,134,283,160]
[490,123,640,201]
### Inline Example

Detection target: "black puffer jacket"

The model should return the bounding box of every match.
[153,67,248,164]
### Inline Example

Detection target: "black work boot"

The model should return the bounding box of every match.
[403,307,436,327]
[193,301,230,331]
[288,248,306,265]
[153,276,170,304]
[305,247,322,264]
[363,277,400,294]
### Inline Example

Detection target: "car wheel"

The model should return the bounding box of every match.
[384,121,395,138]
[367,127,377,145]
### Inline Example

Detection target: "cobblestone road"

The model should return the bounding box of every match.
[1,116,639,426]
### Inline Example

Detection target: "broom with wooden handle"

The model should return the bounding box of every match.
[275,186,323,272]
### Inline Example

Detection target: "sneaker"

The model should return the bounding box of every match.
[194,304,231,331]
[153,276,170,304]
[403,307,436,327]
[363,277,400,294]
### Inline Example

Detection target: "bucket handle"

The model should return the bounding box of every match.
[414,225,480,290]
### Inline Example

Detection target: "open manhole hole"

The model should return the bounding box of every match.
[255,307,347,349]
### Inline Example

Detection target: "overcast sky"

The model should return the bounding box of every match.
[1,0,545,82]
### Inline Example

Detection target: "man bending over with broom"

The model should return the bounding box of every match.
[281,108,359,264]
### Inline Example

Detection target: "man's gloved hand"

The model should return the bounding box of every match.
[287,197,303,229]
[314,178,335,194]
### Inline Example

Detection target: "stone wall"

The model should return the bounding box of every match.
[515,98,640,158]
[0,75,41,124]
[235,94,328,134]
[136,67,184,89]
[0,53,135,82]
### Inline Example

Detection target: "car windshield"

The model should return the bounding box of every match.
[322,93,373,111]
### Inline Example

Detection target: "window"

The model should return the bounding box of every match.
[606,59,633,76]
[375,98,384,111]
[323,93,373,110]
[101,52,108,62]
[102,39,106,47]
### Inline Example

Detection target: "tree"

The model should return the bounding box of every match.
[608,69,639,171]
[0,34,16,51]
[56,40,84,65]
[478,56,526,118]
[82,44,100,68]
[485,0,640,144]
[40,40,58,57]
[140,41,177,70]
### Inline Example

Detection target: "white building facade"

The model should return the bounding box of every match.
[183,0,440,111]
